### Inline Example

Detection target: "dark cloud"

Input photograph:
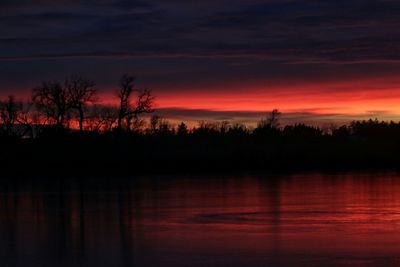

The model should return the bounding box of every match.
[2,0,400,62]
[113,0,151,9]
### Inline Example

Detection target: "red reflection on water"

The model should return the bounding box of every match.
[2,173,400,266]
[130,173,400,266]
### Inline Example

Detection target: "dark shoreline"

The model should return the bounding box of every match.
[2,134,400,178]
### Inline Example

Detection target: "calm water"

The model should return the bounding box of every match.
[1,172,400,266]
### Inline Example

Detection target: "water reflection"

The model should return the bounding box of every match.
[1,173,400,266]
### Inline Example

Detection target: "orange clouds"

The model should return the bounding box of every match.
[151,76,400,116]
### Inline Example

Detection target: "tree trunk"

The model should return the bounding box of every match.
[117,115,123,131]
[57,113,64,130]
[126,116,132,132]
[78,108,84,132]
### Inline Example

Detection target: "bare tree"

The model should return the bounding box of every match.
[32,81,69,129]
[116,74,155,131]
[0,95,22,136]
[177,122,188,135]
[130,115,146,133]
[16,101,38,138]
[86,105,118,132]
[268,109,281,129]
[147,115,173,135]
[258,109,281,129]
[150,115,160,133]
[65,76,97,132]
[116,74,134,130]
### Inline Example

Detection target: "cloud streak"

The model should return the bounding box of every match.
[3,0,400,63]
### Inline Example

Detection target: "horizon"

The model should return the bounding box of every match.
[3,87,400,127]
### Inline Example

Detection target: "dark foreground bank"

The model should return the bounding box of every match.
[1,127,399,177]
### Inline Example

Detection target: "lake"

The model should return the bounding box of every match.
[1,172,400,266]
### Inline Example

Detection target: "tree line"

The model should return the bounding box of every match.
[2,75,400,175]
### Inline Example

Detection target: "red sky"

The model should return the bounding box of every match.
[4,71,400,127]
[154,82,400,114]
[90,73,400,126]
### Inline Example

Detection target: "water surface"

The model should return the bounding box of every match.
[1,172,400,266]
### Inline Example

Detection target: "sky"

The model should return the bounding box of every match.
[1,0,400,126]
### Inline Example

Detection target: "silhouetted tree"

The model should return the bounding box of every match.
[65,76,97,132]
[116,74,154,131]
[148,115,173,135]
[33,81,69,130]
[193,121,220,137]
[177,122,188,136]
[254,109,282,140]
[257,109,281,129]
[332,125,351,139]
[16,101,37,138]
[220,121,230,134]
[269,109,281,129]
[86,105,118,132]
[283,123,323,141]
[150,115,160,134]
[130,115,146,133]
[116,74,134,130]
[228,123,249,137]
[0,95,22,136]
[158,119,173,135]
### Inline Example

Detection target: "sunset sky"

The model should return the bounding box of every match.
[2,0,400,125]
